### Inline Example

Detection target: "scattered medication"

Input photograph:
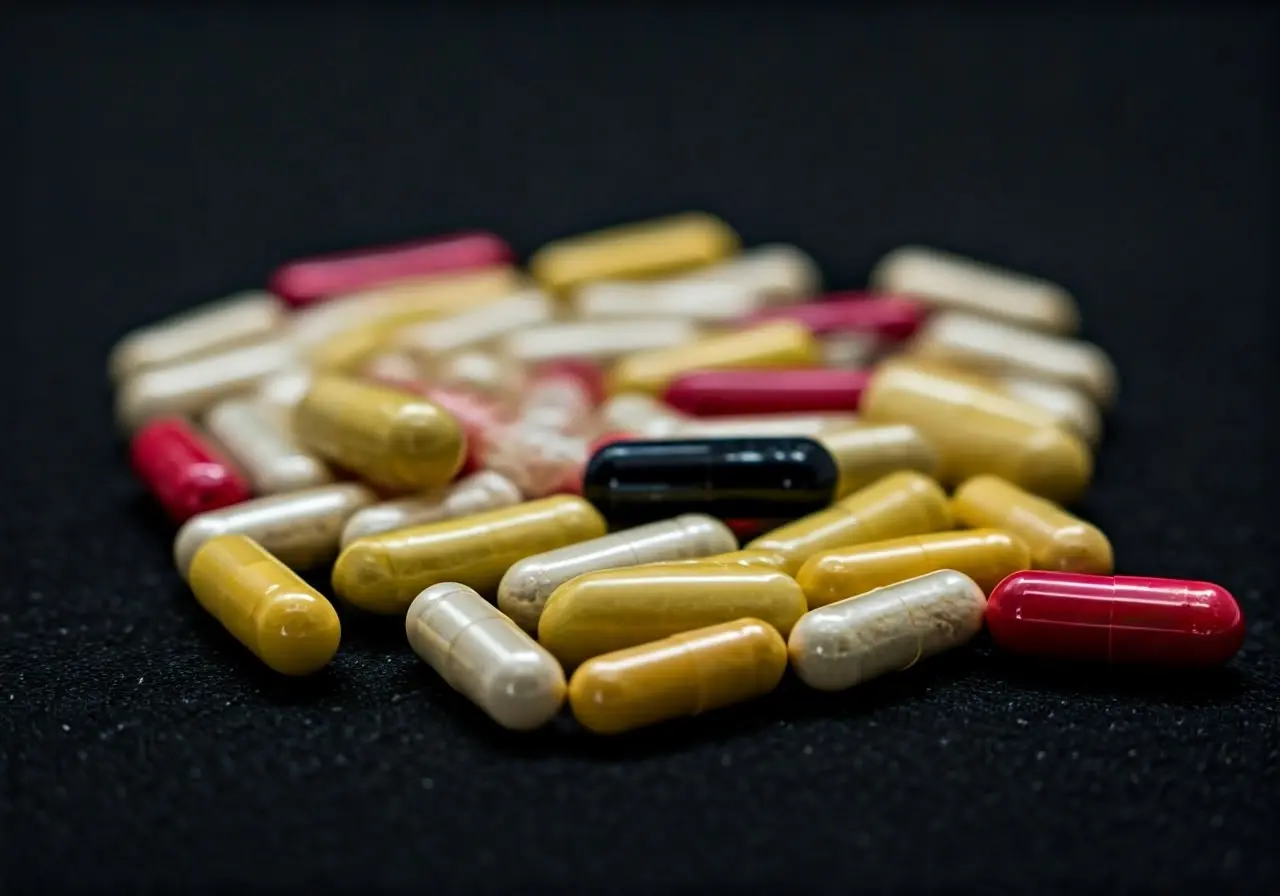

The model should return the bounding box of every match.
[500,319,703,365]
[742,293,926,340]
[817,424,939,497]
[394,289,554,358]
[663,367,871,416]
[340,470,523,548]
[205,398,332,494]
[649,412,862,439]
[511,361,603,436]
[996,376,1102,446]
[679,243,822,300]
[575,279,765,322]
[646,548,793,571]
[131,417,252,522]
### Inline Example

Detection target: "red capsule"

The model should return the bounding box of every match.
[269,231,514,307]
[663,368,872,417]
[130,418,252,522]
[986,571,1245,666]
[741,293,926,340]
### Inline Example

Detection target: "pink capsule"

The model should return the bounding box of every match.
[664,368,873,417]
[741,293,926,340]
[130,418,252,522]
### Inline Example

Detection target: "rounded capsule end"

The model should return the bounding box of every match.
[496,563,557,633]
[252,592,341,675]
[1017,428,1092,504]
[173,515,229,580]
[331,540,402,614]
[480,650,567,731]
[1041,522,1114,575]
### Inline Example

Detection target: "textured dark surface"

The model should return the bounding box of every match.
[5,6,1279,893]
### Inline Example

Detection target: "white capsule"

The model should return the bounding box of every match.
[499,319,702,365]
[340,470,523,548]
[995,375,1102,445]
[497,514,739,632]
[359,352,422,385]
[205,398,332,494]
[820,333,882,369]
[787,569,987,691]
[682,243,822,301]
[650,413,861,439]
[173,483,376,578]
[406,582,567,731]
[254,366,315,419]
[426,349,526,401]
[394,289,554,356]
[598,393,686,435]
[574,279,765,322]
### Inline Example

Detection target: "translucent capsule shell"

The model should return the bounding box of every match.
[205,398,332,494]
[340,470,523,548]
[817,424,939,498]
[500,319,703,365]
[394,289,553,357]
[598,393,684,435]
[130,417,252,523]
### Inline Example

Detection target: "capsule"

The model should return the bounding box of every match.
[997,376,1102,446]
[333,495,606,614]
[109,291,284,382]
[188,534,341,675]
[254,366,314,418]
[574,279,765,322]
[650,413,862,439]
[680,244,822,300]
[538,565,807,668]
[425,350,527,404]
[569,618,787,734]
[870,246,1079,334]
[131,417,252,522]
[269,231,515,307]
[747,471,953,574]
[305,321,393,373]
[952,475,1113,574]
[607,320,819,396]
[406,583,566,730]
[599,393,686,435]
[860,363,1091,502]
[741,293,926,340]
[986,571,1245,666]
[394,289,553,358]
[643,548,793,572]
[814,424,937,498]
[205,398,332,494]
[663,367,871,416]
[498,514,738,632]
[481,426,598,498]
[512,361,603,435]
[174,483,376,577]
[500,319,703,365]
[359,352,423,385]
[421,386,505,477]
[583,436,839,526]
[340,470,523,548]
[820,333,885,370]
[293,375,465,493]
[789,569,987,691]
[530,212,739,294]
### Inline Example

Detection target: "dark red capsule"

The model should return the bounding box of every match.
[741,293,927,340]
[986,571,1245,666]
[663,368,873,417]
[130,418,252,522]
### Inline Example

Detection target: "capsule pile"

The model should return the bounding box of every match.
[112,212,1246,734]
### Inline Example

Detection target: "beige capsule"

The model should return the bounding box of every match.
[425,349,527,403]
[499,319,702,365]
[254,366,315,418]
[680,244,823,301]
[498,514,738,632]
[359,352,423,385]
[650,412,862,439]
[205,398,332,494]
[573,279,766,322]
[173,483,376,578]
[340,470,523,548]
[393,289,554,357]
[818,424,939,498]
[996,376,1102,446]
[821,333,882,370]
[597,393,687,435]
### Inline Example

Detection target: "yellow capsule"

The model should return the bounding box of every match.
[293,375,465,493]
[568,618,787,735]
[498,514,738,632]
[339,470,523,548]
[537,565,807,669]
[636,548,793,572]
[205,398,333,494]
[333,495,606,615]
[607,319,820,396]
[747,471,953,574]
[860,363,1092,502]
[530,212,740,294]
[394,289,553,357]
[306,323,390,373]
[187,534,341,675]
[796,529,1030,608]
[951,475,1114,575]
[818,423,939,498]
[499,319,703,365]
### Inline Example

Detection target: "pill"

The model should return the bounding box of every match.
[582,436,839,526]
[293,375,465,493]
[482,427,598,498]
[332,495,606,614]
[421,386,505,477]
[860,362,1091,502]
[131,417,252,523]
[512,361,603,435]
[908,311,1117,407]
[359,352,423,385]
[425,350,527,405]
[870,246,1079,334]
[406,583,566,730]
[537,564,807,668]
[679,243,822,300]
[530,212,739,294]
[986,571,1245,666]
[747,471,952,574]
[188,534,341,675]
[788,569,987,691]
[663,367,872,416]
[340,470,523,548]
[498,514,738,632]
[951,475,1113,574]
[116,339,294,432]
[174,483,376,578]
[644,548,793,572]
[109,291,284,382]
[568,618,787,734]
[820,333,883,370]
[816,424,939,497]
[305,323,391,373]
[607,320,819,396]
[599,393,686,435]
[205,398,333,494]
[574,279,766,322]
[269,231,515,307]
[255,366,315,418]
[500,319,703,365]
[394,289,553,358]
[741,293,926,340]
[649,413,862,439]
[995,376,1102,446]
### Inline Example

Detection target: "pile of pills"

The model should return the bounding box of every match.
[112,212,1246,734]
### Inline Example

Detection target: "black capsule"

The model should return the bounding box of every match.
[582,437,840,526]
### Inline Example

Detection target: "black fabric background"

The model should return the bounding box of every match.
[4,6,1279,893]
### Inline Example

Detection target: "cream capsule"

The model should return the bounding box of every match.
[788,569,987,691]
[651,412,862,439]
[205,398,332,494]
[498,514,738,632]
[996,376,1102,446]
[680,243,822,301]
[425,349,527,404]
[406,583,566,731]
[174,483,376,578]
[340,470,523,548]
[817,424,939,498]
[499,319,703,365]
[255,366,315,419]
[598,393,687,434]
[574,279,765,322]
[394,289,554,358]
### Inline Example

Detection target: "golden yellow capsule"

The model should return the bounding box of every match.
[951,475,1114,575]
[817,423,939,498]
[333,495,606,615]
[537,565,807,669]
[860,362,1092,502]
[568,618,787,735]
[293,375,465,493]
[187,534,341,675]
[796,529,1030,608]
[607,319,820,396]
[747,471,953,574]
[635,548,793,572]
[306,323,390,373]
[530,211,740,294]
[499,320,703,366]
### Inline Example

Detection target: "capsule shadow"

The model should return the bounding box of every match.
[975,651,1245,704]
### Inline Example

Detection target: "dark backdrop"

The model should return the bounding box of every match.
[5,6,1279,893]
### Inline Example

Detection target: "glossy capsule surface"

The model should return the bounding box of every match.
[205,398,332,494]
[817,424,939,498]
[664,368,872,417]
[498,514,737,632]
[742,293,926,339]
[952,475,1113,574]
[188,535,341,675]
[644,548,793,572]
[538,565,807,668]
[340,470,523,548]
[569,618,787,734]
[500,320,703,366]
[406,583,566,731]
[986,571,1244,665]
[293,375,465,492]
[333,496,606,614]
[997,376,1102,446]
[131,417,252,522]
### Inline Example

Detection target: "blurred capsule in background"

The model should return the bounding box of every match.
[205,398,332,495]
[817,423,938,497]
[340,470,522,547]
[819,332,883,370]
[131,417,252,523]
[574,279,765,323]
[598,393,686,435]
[393,288,554,359]
[648,412,862,439]
[663,367,872,417]
[359,352,422,386]
[254,366,315,420]
[424,350,527,407]
[678,243,822,302]
[499,319,702,366]
[742,293,926,341]
[512,361,603,436]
